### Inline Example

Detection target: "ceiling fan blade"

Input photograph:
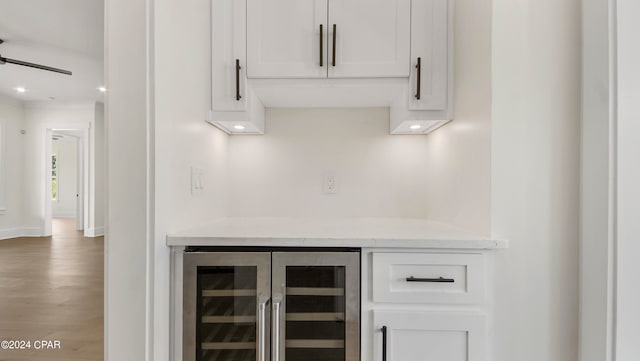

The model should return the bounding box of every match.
[0,56,72,75]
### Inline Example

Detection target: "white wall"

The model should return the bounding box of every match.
[229,108,432,219]
[492,1,580,361]
[0,95,25,239]
[89,102,105,235]
[422,0,492,235]
[614,0,640,358]
[52,137,79,217]
[22,103,94,234]
[105,0,151,359]
[154,0,230,359]
[580,0,614,359]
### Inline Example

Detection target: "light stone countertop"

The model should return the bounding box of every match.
[166,218,508,249]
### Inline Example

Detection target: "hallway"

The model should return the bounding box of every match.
[0,218,103,361]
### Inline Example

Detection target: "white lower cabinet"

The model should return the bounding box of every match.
[363,249,490,361]
[373,311,486,361]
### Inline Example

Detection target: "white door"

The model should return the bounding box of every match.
[409,0,450,110]
[327,0,410,78]
[373,311,486,361]
[247,0,328,78]
[212,0,247,111]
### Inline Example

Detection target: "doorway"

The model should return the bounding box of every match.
[51,130,83,235]
[44,126,89,237]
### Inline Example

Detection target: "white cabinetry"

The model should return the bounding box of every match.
[327,0,410,78]
[209,0,453,134]
[247,0,328,78]
[374,311,486,361]
[210,0,265,133]
[363,249,489,361]
[246,0,410,78]
[409,0,450,110]
[211,0,246,111]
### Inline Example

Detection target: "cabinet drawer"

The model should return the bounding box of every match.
[372,253,484,304]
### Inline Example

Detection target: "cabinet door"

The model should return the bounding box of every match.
[373,311,486,361]
[247,0,328,78]
[272,252,360,361]
[409,0,450,110]
[212,0,247,111]
[327,0,410,78]
[183,252,271,361]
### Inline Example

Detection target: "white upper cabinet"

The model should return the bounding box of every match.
[328,0,410,78]
[212,0,454,134]
[246,0,410,79]
[247,0,328,78]
[211,0,247,111]
[409,0,450,110]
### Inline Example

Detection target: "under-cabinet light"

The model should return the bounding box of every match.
[15,87,27,93]
[97,86,107,92]
[409,124,422,130]
[234,125,246,130]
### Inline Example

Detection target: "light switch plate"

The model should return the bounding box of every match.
[191,167,205,196]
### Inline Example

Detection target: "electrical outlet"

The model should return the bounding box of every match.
[191,167,205,196]
[323,174,337,194]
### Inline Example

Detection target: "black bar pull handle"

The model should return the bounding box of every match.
[381,326,387,361]
[415,57,421,100]
[332,24,337,67]
[320,24,324,67]
[235,59,242,101]
[406,276,455,283]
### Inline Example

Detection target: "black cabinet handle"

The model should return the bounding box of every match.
[415,57,421,100]
[381,326,387,361]
[235,59,242,101]
[332,24,337,67]
[406,276,454,283]
[320,24,324,67]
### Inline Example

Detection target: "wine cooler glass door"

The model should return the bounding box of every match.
[184,252,271,361]
[272,252,360,361]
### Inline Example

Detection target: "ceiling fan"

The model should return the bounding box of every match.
[0,38,72,76]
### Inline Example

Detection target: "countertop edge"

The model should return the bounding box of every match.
[166,236,509,250]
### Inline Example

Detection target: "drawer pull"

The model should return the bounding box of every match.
[406,276,454,283]
[381,326,387,361]
[235,59,242,101]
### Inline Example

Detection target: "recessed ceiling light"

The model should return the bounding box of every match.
[409,124,422,130]
[97,86,107,92]
[234,125,246,130]
[15,87,27,93]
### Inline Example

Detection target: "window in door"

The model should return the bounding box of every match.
[52,154,58,201]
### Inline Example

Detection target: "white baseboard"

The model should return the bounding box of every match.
[0,227,24,240]
[22,227,44,237]
[0,227,45,240]
[85,227,104,237]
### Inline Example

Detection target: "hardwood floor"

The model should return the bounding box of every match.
[0,218,103,361]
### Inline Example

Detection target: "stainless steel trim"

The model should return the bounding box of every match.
[272,252,360,361]
[258,296,269,361]
[183,252,271,361]
[272,297,282,361]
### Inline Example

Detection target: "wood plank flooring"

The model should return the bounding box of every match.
[0,218,103,361]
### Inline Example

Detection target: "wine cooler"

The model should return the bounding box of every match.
[183,249,360,361]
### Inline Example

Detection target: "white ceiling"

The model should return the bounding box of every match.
[0,0,104,102]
